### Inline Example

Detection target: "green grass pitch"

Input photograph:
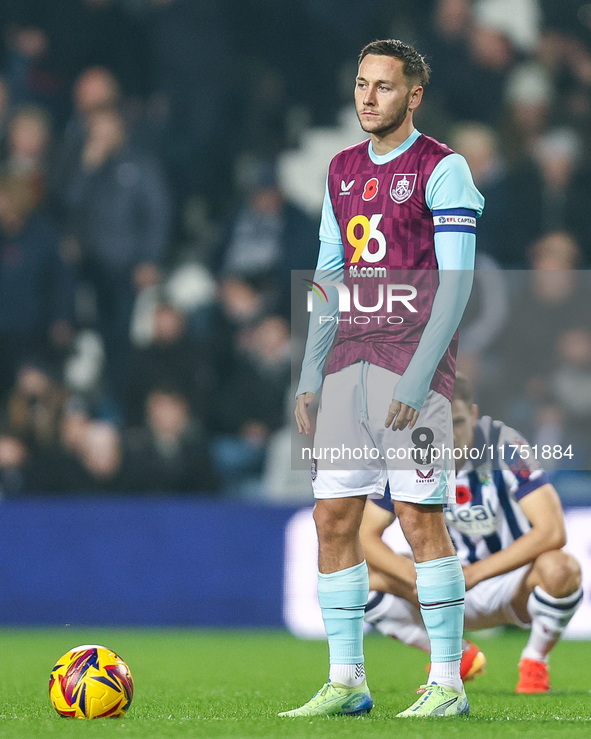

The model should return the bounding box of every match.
[0,627,589,737]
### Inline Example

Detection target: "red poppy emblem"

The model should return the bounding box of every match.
[456,484,472,504]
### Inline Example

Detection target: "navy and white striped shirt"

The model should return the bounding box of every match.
[446,416,549,565]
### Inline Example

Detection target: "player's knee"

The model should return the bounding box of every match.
[535,550,581,597]
[313,501,359,543]
[396,504,448,558]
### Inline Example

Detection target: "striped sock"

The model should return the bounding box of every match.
[318,561,369,687]
[522,586,583,662]
[416,555,465,692]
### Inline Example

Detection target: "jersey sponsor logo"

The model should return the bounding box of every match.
[346,213,387,263]
[348,265,387,278]
[390,173,416,204]
[445,499,500,536]
[362,178,379,201]
[340,179,355,195]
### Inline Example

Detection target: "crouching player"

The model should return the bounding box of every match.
[363,374,582,693]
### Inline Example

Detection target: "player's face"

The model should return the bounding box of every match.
[355,55,421,136]
[452,399,478,466]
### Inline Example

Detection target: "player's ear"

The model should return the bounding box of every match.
[408,85,423,111]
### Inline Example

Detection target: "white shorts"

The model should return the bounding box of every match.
[365,565,531,638]
[312,362,455,505]
[464,565,530,630]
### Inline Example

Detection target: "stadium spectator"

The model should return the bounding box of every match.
[72,420,125,492]
[212,314,291,495]
[457,251,509,389]
[51,66,121,205]
[2,0,148,124]
[503,61,552,161]
[495,232,591,433]
[125,388,218,493]
[207,275,270,380]
[218,161,319,314]
[2,361,68,469]
[0,175,75,398]
[146,0,237,206]
[530,129,591,265]
[64,105,172,397]
[549,327,591,467]
[4,104,52,207]
[449,122,519,263]
[417,0,473,122]
[124,300,213,428]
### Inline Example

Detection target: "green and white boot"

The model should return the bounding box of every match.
[278,680,373,717]
[397,683,469,717]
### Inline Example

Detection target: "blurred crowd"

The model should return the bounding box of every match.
[0,0,589,499]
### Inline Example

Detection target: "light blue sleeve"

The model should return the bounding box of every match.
[392,153,482,411]
[296,185,344,396]
[425,153,485,215]
[317,178,345,268]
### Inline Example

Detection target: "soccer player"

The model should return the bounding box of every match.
[363,374,583,694]
[279,40,484,718]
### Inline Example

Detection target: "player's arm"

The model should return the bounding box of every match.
[386,154,484,430]
[462,482,566,590]
[295,179,344,434]
[360,501,418,604]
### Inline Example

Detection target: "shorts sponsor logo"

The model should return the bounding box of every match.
[390,173,416,203]
[416,468,435,483]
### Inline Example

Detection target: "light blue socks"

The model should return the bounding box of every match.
[318,561,369,686]
[416,555,465,689]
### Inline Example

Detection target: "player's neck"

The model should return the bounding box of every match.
[370,118,416,156]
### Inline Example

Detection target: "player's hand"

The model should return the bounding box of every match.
[295,392,315,435]
[385,399,419,431]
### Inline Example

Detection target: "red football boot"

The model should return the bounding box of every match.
[515,658,550,694]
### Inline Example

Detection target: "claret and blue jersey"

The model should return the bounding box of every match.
[297,129,485,411]
[318,129,483,271]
